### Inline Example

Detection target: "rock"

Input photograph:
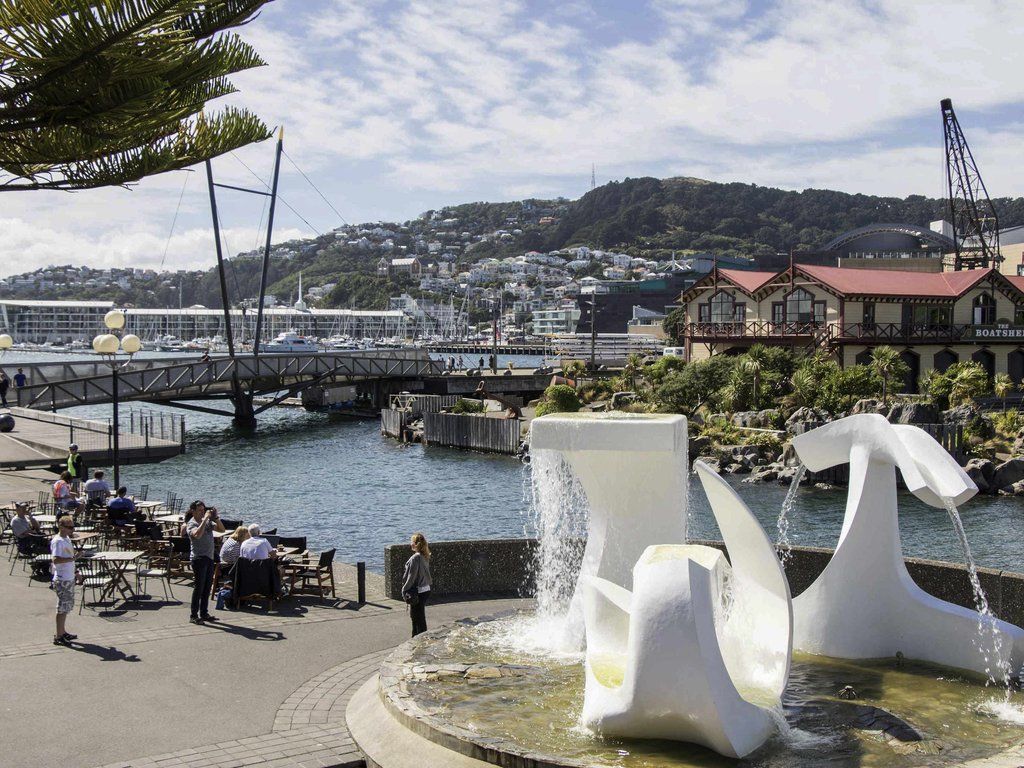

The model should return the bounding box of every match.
[965,457,996,482]
[780,442,801,467]
[785,406,829,434]
[814,482,836,491]
[851,398,885,415]
[1012,480,1024,496]
[1013,429,1024,457]
[887,401,941,425]
[731,410,781,429]
[943,403,983,425]
[992,458,1024,490]
[689,435,711,457]
[724,462,750,474]
[743,467,778,483]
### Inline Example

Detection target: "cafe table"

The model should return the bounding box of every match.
[135,501,164,517]
[70,531,101,552]
[83,550,144,602]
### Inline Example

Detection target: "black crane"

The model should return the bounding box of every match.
[941,98,1001,270]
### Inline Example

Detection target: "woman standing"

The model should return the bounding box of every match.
[401,532,432,637]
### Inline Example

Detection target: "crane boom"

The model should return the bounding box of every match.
[941,98,1001,270]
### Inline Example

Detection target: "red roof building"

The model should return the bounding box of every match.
[674,265,1024,392]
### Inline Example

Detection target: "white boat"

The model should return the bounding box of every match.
[154,335,186,352]
[261,330,319,353]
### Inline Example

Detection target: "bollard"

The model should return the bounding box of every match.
[357,561,366,604]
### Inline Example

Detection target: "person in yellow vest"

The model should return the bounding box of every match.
[66,443,85,493]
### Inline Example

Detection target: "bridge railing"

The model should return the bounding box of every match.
[8,406,185,456]
[13,350,444,411]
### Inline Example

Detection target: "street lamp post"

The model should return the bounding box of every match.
[93,310,141,490]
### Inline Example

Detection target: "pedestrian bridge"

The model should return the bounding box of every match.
[11,350,443,424]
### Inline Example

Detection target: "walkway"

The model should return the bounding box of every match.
[0,551,526,768]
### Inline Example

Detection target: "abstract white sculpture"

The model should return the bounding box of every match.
[579,461,792,758]
[791,414,1024,675]
[530,412,688,646]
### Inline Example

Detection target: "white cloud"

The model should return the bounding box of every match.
[2,0,1023,277]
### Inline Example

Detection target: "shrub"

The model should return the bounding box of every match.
[450,398,485,414]
[743,431,783,456]
[535,384,582,417]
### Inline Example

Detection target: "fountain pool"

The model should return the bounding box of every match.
[385,613,1024,768]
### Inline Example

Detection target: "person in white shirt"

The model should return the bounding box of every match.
[239,523,277,561]
[50,516,79,646]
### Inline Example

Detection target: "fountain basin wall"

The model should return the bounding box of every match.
[383,537,1024,625]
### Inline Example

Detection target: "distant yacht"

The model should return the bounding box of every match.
[261,330,318,353]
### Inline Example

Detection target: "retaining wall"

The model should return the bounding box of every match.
[383,537,1024,626]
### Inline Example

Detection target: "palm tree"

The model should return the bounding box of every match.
[870,345,902,405]
[948,363,991,407]
[994,372,1015,412]
[623,353,643,391]
[1,1,272,192]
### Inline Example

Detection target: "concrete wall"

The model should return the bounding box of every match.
[384,537,1024,627]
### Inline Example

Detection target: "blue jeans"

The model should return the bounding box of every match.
[190,556,214,618]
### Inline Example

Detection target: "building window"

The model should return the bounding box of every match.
[863,302,875,328]
[771,303,784,325]
[698,303,709,323]
[735,303,746,323]
[1016,306,1024,326]
[911,304,952,328]
[813,301,826,325]
[709,291,737,323]
[973,293,996,325]
[784,288,815,323]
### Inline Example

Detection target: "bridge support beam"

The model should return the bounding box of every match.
[232,392,257,430]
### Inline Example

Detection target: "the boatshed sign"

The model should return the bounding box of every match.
[973,325,1024,339]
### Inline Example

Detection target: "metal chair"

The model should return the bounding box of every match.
[138,484,149,501]
[78,557,114,613]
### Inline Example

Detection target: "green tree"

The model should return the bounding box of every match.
[926,362,991,409]
[869,345,908,405]
[663,307,686,343]
[819,365,881,414]
[994,372,1015,412]
[655,356,735,414]
[1,0,272,191]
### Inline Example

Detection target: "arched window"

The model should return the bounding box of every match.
[784,288,824,324]
[710,291,735,323]
[698,291,745,323]
[973,293,996,325]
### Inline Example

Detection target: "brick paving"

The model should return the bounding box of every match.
[93,649,391,768]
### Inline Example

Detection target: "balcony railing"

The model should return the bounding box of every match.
[685,321,1024,345]
[685,321,824,340]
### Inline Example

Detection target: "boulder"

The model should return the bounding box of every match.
[887,401,942,425]
[780,441,801,468]
[688,435,711,458]
[943,404,983,426]
[731,410,782,429]
[851,398,885,416]
[1012,428,1024,457]
[992,458,1024,491]
[724,462,751,475]
[965,457,996,485]
[785,407,829,434]
[1013,480,1024,497]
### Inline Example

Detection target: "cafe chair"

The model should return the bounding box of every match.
[233,558,278,611]
[286,548,336,601]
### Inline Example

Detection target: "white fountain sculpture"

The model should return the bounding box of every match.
[790,414,1024,675]
[530,412,689,647]
[579,461,792,758]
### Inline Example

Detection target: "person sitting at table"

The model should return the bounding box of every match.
[83,470,111,506]
[10,503,47,556]
[52,471,81,511]
[239,523,277,560]
[219,526,250,568]
[107,486,137,518]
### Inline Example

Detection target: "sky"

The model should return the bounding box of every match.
[3,0,1024,277]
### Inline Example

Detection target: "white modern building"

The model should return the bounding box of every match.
[0,300,410,344]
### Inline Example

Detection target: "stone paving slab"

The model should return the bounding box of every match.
[93,649,391,768]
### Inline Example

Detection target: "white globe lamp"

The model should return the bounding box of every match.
[0,334,12,350]
[104,309,126,330]
[120,334,142,355]
[93,334,120,355]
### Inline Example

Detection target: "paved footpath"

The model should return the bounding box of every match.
[0,553,526,768]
